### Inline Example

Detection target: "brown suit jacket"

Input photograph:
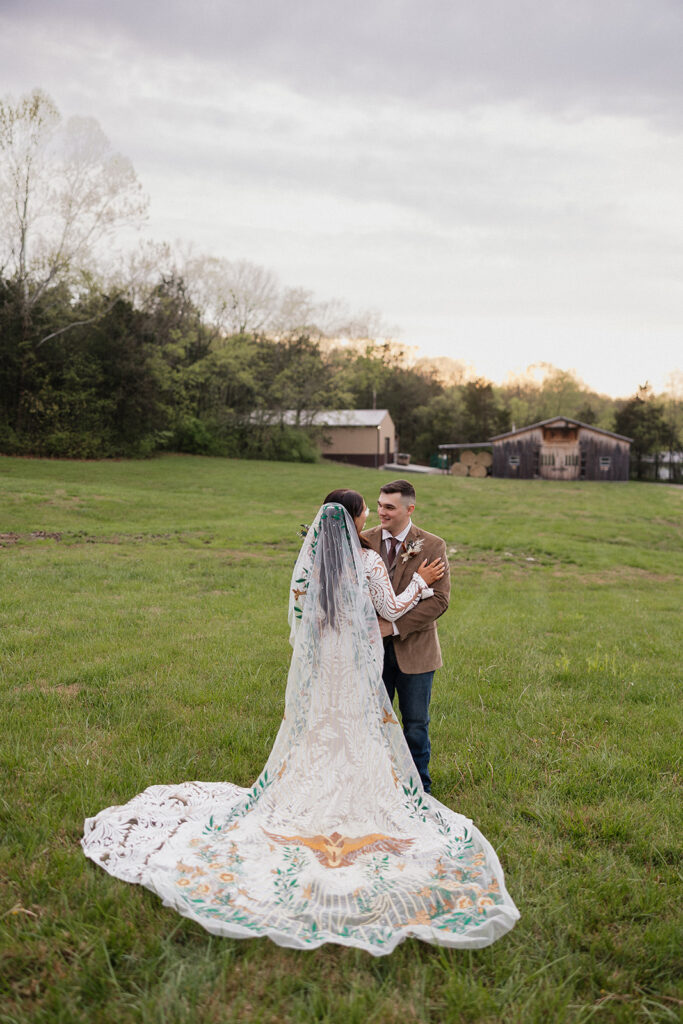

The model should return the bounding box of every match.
[362,523,450,674]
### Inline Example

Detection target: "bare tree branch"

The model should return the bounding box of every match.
[35,293,124,347]
[0,88,148,331]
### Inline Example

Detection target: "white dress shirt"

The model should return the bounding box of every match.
[382,521,412,551]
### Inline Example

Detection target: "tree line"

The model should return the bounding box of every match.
[1,89,680,479]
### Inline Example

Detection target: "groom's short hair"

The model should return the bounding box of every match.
[380,479,416,504]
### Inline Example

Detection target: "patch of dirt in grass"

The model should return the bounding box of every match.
[45,488,83,505]
[212,548,294,564]
[1,531,295,560]
[552,567,679,584]
[42,682,81,697]
[45,496,82,508]
[9,530,180,546]
[0,530,62,546]
[13,681,82,697]
[651,515,683,528]
[74,532,175,544]
[18,530,179,547]
[449,547,554,568]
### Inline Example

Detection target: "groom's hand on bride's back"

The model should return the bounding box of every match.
[378,617,394,638]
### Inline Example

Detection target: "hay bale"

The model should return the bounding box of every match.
[459,449,476,466]
[450,462,469,476]
[469,463,487,478]
[474,450,492,467]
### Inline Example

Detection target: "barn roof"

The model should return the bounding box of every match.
[312,409,391,427]
[490,416,632,444]
[275,409,393,428]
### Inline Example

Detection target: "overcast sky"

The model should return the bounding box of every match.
[2,0,682,397]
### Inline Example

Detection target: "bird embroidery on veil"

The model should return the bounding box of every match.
[263,830,414,869]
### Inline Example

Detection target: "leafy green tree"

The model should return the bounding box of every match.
[461,379,510,441]
[263,335,351,424]
[575,403,598,424]
[336,342,443,454]
[614,385,670,480]
[412,390,464,462]
[0,277,172,457]
[499,365,617,430]
[0,89,147,436]
[658,372,683,482]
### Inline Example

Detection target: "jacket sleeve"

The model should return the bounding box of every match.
[393,537,450,638]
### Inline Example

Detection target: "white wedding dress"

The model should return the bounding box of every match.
[82,503,519,954]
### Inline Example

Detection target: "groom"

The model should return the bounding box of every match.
[363,479,450,793]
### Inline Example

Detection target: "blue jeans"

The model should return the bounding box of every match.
[382,638,434,793]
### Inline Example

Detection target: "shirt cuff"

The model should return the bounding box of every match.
[392,620,399,636]
[412,572,428,591]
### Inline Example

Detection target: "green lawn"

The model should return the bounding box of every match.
[1,455,681,1024]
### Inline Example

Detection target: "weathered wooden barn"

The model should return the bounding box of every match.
[489,417,632,481]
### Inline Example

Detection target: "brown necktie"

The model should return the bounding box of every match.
[386,537,398,565]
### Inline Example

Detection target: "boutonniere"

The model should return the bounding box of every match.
[400,537,424,563]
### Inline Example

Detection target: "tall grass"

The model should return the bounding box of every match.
[1,455,681,1023]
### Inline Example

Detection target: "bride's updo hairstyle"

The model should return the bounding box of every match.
[322,489,371,548]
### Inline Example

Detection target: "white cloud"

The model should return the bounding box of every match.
[1,1,681,397]
[8,0,683,118]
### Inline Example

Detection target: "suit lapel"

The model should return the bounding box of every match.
[362,526,382,555]
[391,524,420,591]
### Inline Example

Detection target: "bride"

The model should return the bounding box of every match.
[82,490,519,954]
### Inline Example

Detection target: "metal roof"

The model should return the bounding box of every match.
[438,441,492,450]
[276,409,393,428]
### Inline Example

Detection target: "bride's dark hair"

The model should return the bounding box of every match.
[322,489,371,548]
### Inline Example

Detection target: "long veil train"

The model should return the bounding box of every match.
[82,503,519,954]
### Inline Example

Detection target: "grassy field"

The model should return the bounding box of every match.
[0,454,681,1024]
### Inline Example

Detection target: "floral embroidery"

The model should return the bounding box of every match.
[214,771,274,829]
[402,776,428,822]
